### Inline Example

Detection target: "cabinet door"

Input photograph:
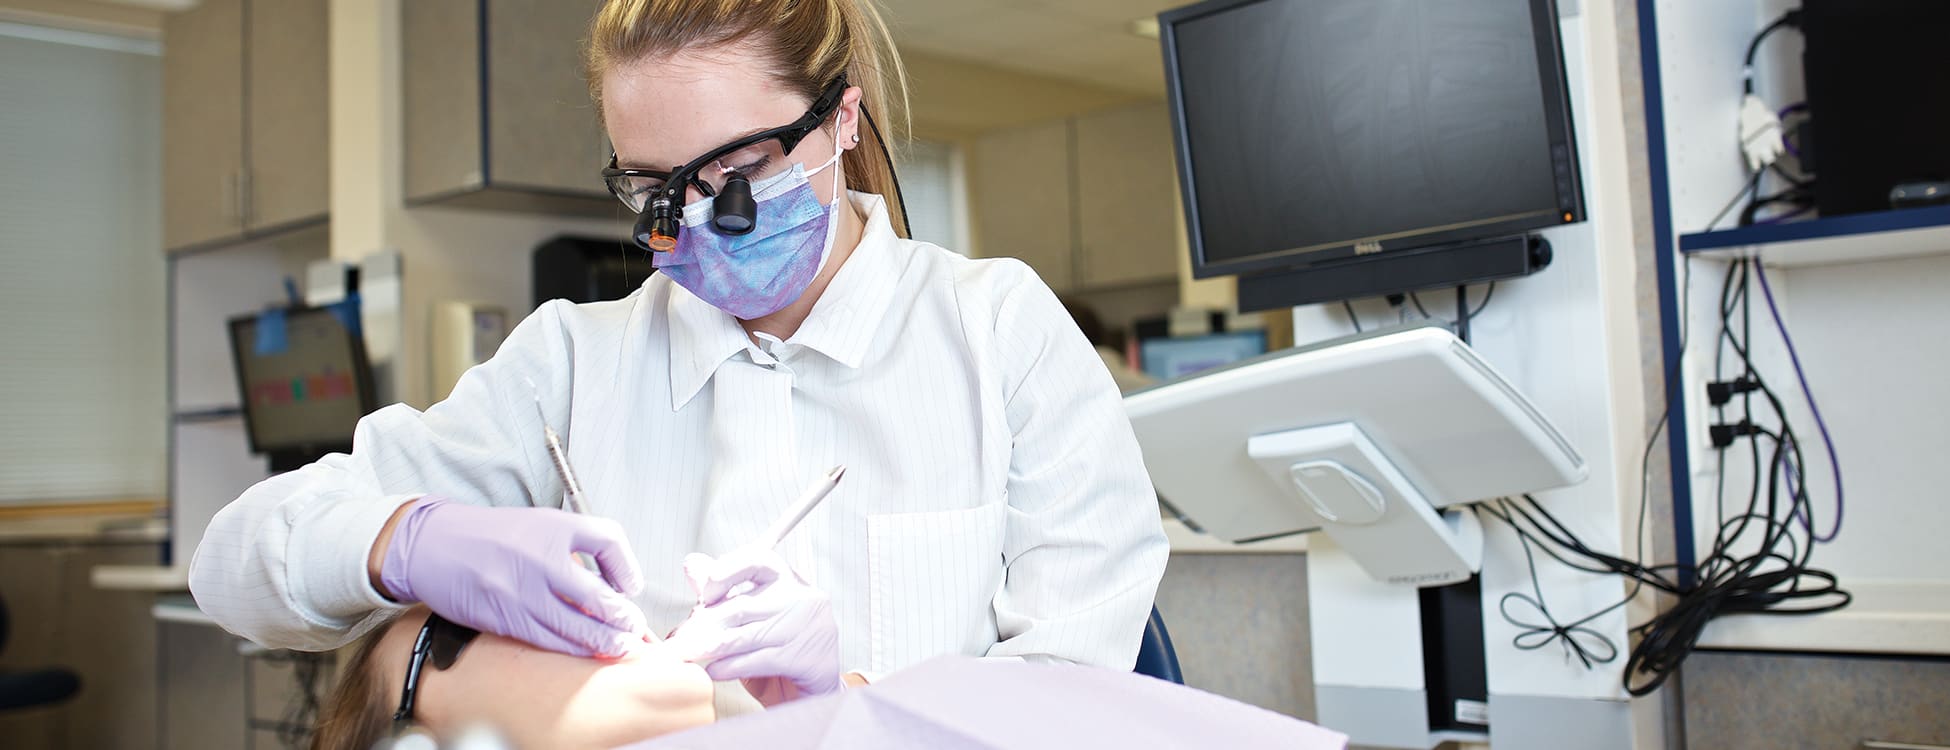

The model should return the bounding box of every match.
[402,0,485,201]
[162,0,245,251]
[485,0,610,196]
[246,0,329,231]
[1075,102,1181,288]
[968,118,1075,291]
[160,621,248,750]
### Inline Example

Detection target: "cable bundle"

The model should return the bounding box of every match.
[1482,257,1849,697]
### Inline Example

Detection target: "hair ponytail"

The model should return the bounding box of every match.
[585,0,912,238]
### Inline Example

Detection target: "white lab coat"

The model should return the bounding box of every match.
[190,193,1168,685]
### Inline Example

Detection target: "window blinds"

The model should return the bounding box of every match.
[0,29,166,503]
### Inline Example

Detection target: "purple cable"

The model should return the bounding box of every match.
[1777,102,1808,158]
[1753,262,1844,542]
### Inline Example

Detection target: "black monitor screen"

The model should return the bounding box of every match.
[229,307,374,455]
[1168,0,1573,273]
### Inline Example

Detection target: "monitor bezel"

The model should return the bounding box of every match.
[1158,0,1587,280]
[226,305,379,457]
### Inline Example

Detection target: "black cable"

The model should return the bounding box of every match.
[860,104,910,239]
[1705,170,1765,233]
[1499,523,1622,669]
[1406,283,1494,335]
[1468,281,1497,320]
[1738,183,1816,226]
[1341,299,1363,334]
[1739,11,1808,224]
[1481,256,1848,697]
[270,650,327,747]
[1742,11,1803,95]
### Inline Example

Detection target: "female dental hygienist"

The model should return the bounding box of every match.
[188,0,1167,711]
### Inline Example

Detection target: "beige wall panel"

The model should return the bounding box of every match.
[1075,101,1179,288]
[968,118,1075,290]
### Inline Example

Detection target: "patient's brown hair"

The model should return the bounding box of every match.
[309,626,393,750]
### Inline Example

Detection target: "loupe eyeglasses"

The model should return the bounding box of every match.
[602,76,848,252]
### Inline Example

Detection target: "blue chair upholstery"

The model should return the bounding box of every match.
[1133,606,1183,684]
[0,594,81,712]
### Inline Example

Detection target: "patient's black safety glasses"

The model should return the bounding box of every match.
[392,613,481,732]
[602,76,848,252]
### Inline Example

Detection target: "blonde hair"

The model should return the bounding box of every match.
[309,627,393,750]
[585,0,911,238]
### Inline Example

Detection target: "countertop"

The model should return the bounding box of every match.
[0,514,167,544]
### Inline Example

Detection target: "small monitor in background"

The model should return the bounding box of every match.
[1141,330,1268,381]
[228,307,376,472]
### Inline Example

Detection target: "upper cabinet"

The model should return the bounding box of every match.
[967,101,1181,292]
[403,0,612,214]
[162,0,329,253]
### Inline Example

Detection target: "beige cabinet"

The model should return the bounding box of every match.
[161,0,329,252]
[968,118,1076,291]
[161,0,244,250]
[245,0,330,231]
[1075,102,1181,287]
[967,101,1181,292]
[403,0,612,214]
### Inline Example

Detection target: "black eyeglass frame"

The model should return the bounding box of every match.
[601,76,849,251]
[391,613,480,732]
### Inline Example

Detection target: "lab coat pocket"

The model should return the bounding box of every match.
[866,502,1008,674]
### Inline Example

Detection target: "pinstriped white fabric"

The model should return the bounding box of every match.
[188,193,1168,684]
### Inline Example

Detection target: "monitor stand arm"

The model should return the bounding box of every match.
[1247,422,1483,587]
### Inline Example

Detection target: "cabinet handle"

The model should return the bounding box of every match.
[239,170,254,227]
[221,172,239,224]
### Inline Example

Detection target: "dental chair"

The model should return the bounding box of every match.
[0,594,81,712]
[1134,606,1183,685]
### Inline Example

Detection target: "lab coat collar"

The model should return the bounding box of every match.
[785,192,902,370]
[665,191,902,410]
[667,289,753,411]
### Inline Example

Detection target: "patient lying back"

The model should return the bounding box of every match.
[312,606,715,750]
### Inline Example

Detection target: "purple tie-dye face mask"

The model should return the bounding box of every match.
[652,144,843,320]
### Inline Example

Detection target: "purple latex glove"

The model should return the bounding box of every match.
[380,497,649,657]
[666,548,842,704]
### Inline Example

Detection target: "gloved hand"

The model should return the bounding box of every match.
[666,548,842,704]
[379,497,649,658]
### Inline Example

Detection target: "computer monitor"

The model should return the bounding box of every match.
[228,306,376,470]
[1140,330,1268,381]
[1159,0,1583,307]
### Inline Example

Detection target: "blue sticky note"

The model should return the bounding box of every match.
[328,293,362,339]
[255,308,288,355]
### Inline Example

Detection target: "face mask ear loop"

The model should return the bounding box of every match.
[807,131,847,277]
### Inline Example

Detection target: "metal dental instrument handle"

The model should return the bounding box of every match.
[758,466,846,550]
[526,381,601,575]
[540,420,590,516]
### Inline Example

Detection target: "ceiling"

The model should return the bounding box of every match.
[879,0,1188,97]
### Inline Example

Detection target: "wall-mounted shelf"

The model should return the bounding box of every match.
[1697,581,1950,656]
[1680,204,1950,267]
